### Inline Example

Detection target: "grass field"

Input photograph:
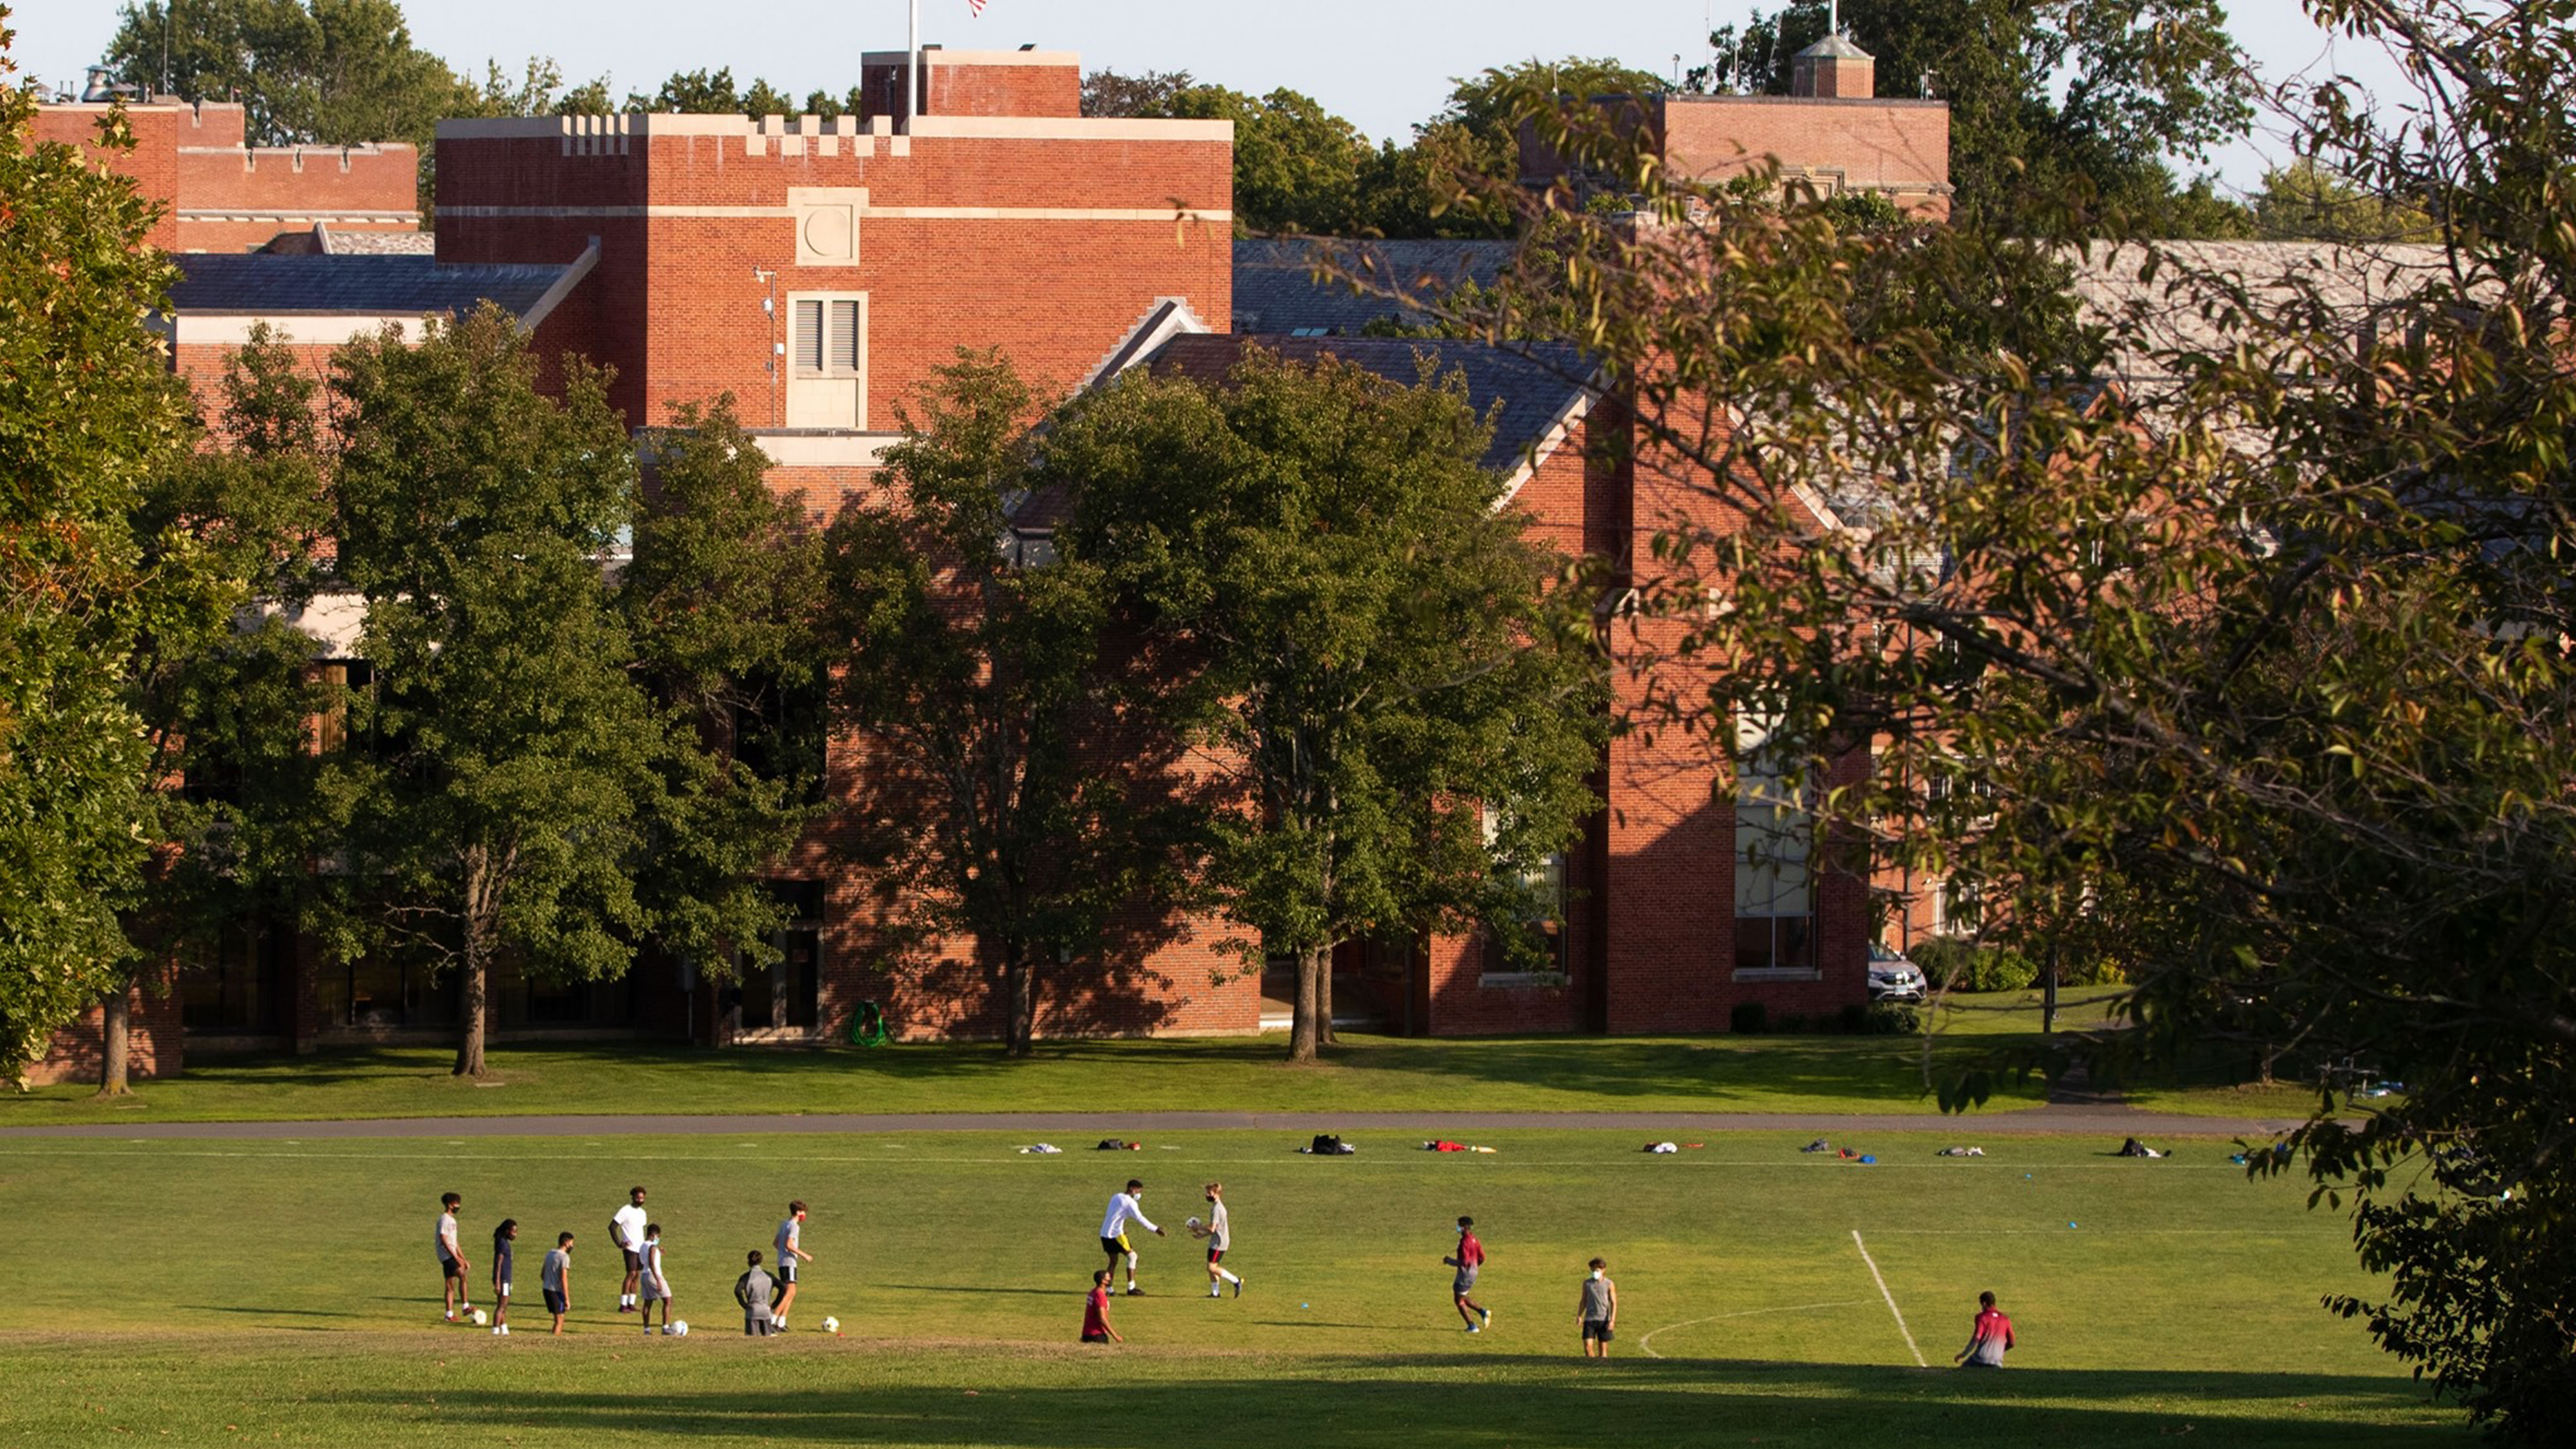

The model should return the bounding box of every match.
[0,1027,2061,1127]
[0,1126,2461,1446]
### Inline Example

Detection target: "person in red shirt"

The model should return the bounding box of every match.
[1954,1290,2015,1367]
[1081,1270,1122,1344]
[1444,1216,1492,1333]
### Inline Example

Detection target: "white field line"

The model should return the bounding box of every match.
[1852,1229,1928,1367]
[1636,1299,1875,1358]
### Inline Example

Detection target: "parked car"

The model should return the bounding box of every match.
[1867,942,1927,1003]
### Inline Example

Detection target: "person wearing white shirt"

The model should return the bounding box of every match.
[638,1223,675,1335]
[433,1191,471,1322]
[1097,1180,1164,1296]
[1193,1182,1243,1299]
[610,1186,649,1313]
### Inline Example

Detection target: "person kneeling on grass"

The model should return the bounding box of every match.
[1577,1258,1618,1358]
[737,1251,778,1337]
[1954,1290,2014,1368]
[640,1224,676,1336]
[1082,1270,1123,1344]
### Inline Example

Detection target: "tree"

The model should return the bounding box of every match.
[1699,1,2253,234]
[0,42,195,1085]
[316,309,798,1077]
[1493,0,2576,1432]
[105,0,471,149]
[2250,158,2437,243]
[1362,58,1665,240]
[1050,349,1607,1062]
[1123,83,1370,235]
[822,352,1183,1056]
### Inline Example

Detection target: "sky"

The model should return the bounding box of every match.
[17,0,2415,192]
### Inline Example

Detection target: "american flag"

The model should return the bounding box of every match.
[967,0,987,12]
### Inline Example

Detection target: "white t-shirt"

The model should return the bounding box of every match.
[1204,1199,1231,1252]
[614,1203,648,1253]
[436,1211,460,1263]
[641,1242,669,1297]
[775,1216,801,1261]
[1099,1191,1158,1241]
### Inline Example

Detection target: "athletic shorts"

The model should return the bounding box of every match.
[1082,1330,1111,1344]
[778,1259,797,1286]
[642,1281,668,1303]
[543,1288,569,1316]
[494,1280,511,1299]
[1453,1267,1478,1295]
[440,1257,463,1280]
[1206,1247,1226,1264]
[1583,1320,1614,1342]
[1100,1235,1131,1259]
[621,1248,643,1272]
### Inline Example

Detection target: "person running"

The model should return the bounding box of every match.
[1445,1216,1491,1333]
[1954,1290,2015,1367]
[1097,1179,1164,1296]
[540,1232,575,1336]
[736,1250,778,1337]
[434,1192,471,1323]
[1194,1182,1242,1298]
[1577,1257,1618,1358]
[610,1186,648,1313]
[772,1201,812,1332]
[1080,1270,1122,1344]
[490,1218,517,1335]
[639,1223,675,1336]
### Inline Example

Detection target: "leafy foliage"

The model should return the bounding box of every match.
[1050,348,1607,1060]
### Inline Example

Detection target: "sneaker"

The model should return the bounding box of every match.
[1466,1324,1481,1334]
[445,1311,457,1322]
[1125,1288,1145,1297]
[1208,1288,1222,1299]
[1481,1307,1493,1328]
[1233,1276,1244,1299]
[498,1326,509,1336]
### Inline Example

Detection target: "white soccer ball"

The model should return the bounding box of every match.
[469,1308,488,1327]
[665,1320,688,1337]
[1185,1216,1203,1230]
[821,1316,841,1334]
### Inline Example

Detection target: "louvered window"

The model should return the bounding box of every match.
[785,292,867,428]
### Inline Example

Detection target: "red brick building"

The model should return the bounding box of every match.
[33,42,1946,1081]
[33,98,420,255]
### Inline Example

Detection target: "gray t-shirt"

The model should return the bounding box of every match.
[1580,1275,1613,1322]
[540,1248,569,1295]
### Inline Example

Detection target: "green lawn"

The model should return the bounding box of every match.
[0,1029,2055,1127]
[0,1128,2463,1446]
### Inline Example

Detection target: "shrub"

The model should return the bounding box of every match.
[1910,935,2038,993]
[1730,1000,1769,1035]
[1865,1001,1923,1035]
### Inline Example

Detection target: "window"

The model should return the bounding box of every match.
[1479,803,1569,978]
[1734,711,1816,975]
[785,292,866,428]
[341,955,460,1029]
[181,921,288,1033]
[735,881,823,1035]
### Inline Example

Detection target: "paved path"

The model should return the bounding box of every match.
[0,1103,2306,1141]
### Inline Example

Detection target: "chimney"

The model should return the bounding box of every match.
[1791,33,1875,100]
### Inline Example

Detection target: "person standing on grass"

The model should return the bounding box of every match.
[490,1219,517,1336]
[1081,1269,1123,1343]
[1194,1182,1243,1298]
[540,1232,575,1336]
[737,1250,778,1337]
[772,1200,812,1331]
[1098,1179,1164,1296]
[611,1186,648,1313]
[639,1223,675,1335]
[1446,1216,1491,1333]
[1577,1258,1618,1358]
[1954,1290,2015,1367]
[434,1192,472,1323]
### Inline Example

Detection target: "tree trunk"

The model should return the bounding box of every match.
[94,977,134,1098]
[1316,943,1339,1047]
[1004,941,1035,1058]
[1288,943,1325,1063]
[455,940,490,1077]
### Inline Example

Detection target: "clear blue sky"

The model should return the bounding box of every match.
[17,0,2408,190]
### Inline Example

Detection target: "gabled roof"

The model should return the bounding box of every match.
[1141,332,1596,478]
[1233,239,1518,337]
[169,254,578,319]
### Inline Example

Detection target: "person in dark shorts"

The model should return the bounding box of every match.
[1445,1216,1491,1333]
[737,1250,778,1336]
[540,1232,575,1335]
[772,1201,812,1332]
[1955,1290,2015,1367]
[434,1192,470,1323]
[610,1186,647,1313]
[1080,1270,1122,1344]
[490,1219,517,1335]
[1577,1257,1618,1358]
[1194,1182,1242,1298]
[1096,1180,1163,1295]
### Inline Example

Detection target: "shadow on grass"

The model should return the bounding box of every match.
[318,1360,2458,1446]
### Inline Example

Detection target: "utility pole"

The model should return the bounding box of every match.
[908,0,920,123]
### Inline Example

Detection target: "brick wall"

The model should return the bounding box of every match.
[33,105,181,251]
[26,964,185,1087]
[859,52,1084,121]
[176,142,420,253]
[1523,93,1951,217]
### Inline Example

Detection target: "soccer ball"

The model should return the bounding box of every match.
[1185,1216,1203,1230]
[665,1321,688,1337]
[821,1316,841,1335]
[469,1308,488,1327]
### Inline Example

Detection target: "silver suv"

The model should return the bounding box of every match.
[1866,942,1927,1003]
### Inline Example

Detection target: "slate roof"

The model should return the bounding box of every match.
[169,254,573,317]
[1233,238,1518,337]
[1143,332,1595,475]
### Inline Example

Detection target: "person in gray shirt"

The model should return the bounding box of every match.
[1577,1257,1618,1358]
[539,1232,575,1336]
[736,1250,778,1337]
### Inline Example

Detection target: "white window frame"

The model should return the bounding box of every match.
[785,292,868,429]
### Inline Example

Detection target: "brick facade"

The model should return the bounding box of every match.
[32,100,420,254]
[25,964,184,1088]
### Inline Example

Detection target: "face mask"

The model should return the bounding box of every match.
[1591,1270,1604,1280]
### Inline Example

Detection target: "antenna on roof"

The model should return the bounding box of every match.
[1829,0,1841,36]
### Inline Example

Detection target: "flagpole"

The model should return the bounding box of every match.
[908,0,920,122]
